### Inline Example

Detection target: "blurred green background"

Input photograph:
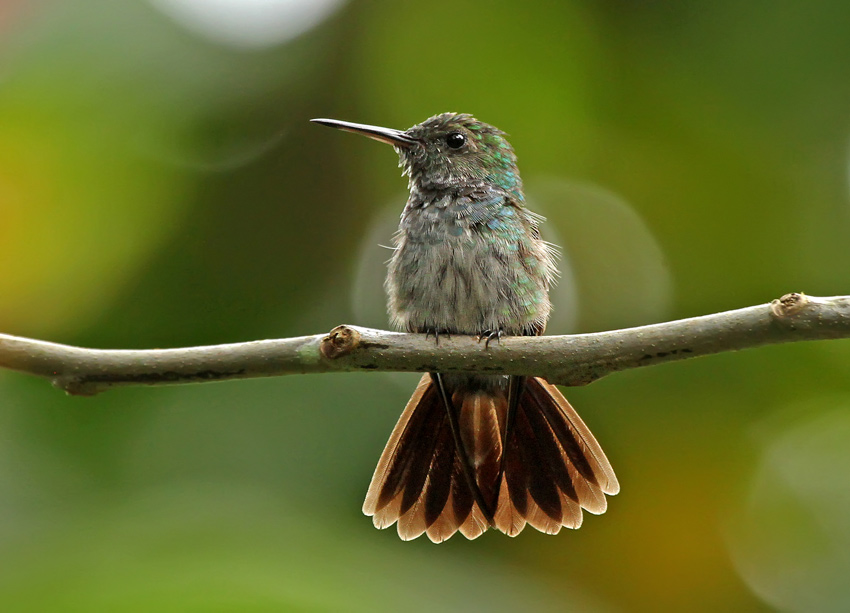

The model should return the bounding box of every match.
[2,0,850,610]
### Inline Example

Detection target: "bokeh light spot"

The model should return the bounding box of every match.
[729,403,850,611]
[530,180,673,332]
[148,0,346,49]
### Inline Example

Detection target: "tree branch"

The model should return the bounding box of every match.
[0,293,847,397]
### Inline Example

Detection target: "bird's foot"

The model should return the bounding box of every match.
[424,327,451,345]
[477,329,504,349]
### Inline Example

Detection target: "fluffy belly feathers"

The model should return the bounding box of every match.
[385,230,553,336]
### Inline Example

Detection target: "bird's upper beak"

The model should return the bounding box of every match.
[310,118,417,148]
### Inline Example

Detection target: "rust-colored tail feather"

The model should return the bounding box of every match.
[363,374,618,542]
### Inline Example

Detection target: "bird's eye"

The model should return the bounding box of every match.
[445,132,466,149]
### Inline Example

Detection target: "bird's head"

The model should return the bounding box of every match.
[312,113,522,195]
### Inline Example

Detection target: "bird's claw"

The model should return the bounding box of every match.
[477,329,504,349]
[425,328,450,345]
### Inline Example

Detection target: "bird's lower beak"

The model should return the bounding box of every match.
[310,118,416,148]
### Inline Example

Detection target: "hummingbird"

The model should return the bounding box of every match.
[312,113,619,542]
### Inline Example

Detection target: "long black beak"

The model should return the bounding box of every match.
[310,118,416,148]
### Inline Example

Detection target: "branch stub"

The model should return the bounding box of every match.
[771,292,808,319]
[320,325,361,359]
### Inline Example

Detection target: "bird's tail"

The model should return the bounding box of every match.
[362,374,619,543]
